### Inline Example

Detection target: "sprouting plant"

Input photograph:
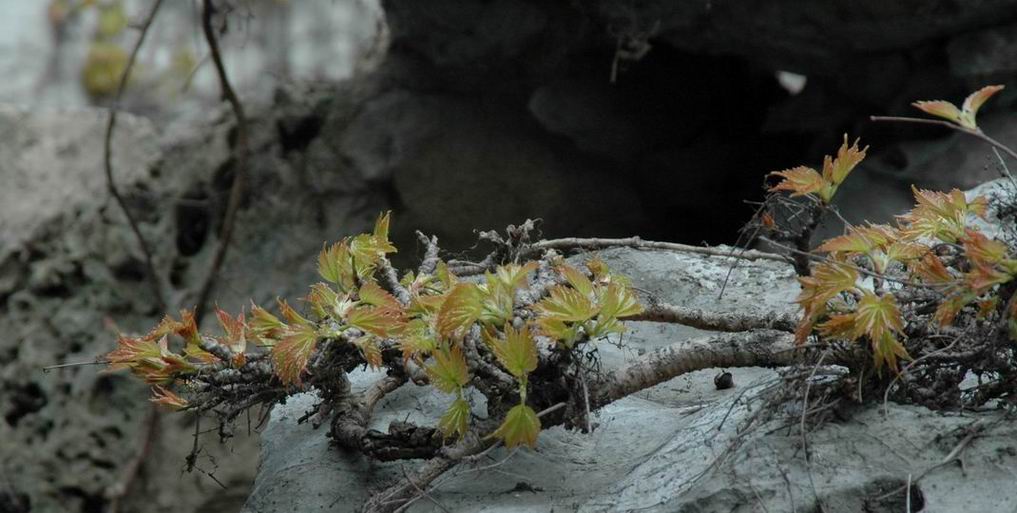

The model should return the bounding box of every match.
[103,212,645,451]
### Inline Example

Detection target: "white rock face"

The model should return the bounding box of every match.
[244,247,1017,513]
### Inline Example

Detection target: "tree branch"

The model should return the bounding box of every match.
[593,330,802,407]
[631,302,799,333]
[194,0,249,324]
[103,0,166,312]
[521,237,790,263]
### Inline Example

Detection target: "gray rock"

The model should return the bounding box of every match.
[0,87,389,512]
[244,246,1017,513]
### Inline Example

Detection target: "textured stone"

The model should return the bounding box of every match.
[243,246,1017,512]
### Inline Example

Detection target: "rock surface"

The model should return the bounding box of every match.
[0,86,390,513]
[243,246,1017,513]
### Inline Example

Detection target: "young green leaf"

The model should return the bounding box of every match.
[559,264,594,297]
[535,285,600,323]
[536,317,581,347]
[438,397,471,439]
[490,325,538,379]
[852,291,904,343]
[425,345,470,393]
[249,303,286,342]
[318,241,355,290]
[358,280,402,311]
[437,283,483,338]
[491,403,541,448]
[598,282,643,320]
[346,305,404,338]
[495,262,538,291]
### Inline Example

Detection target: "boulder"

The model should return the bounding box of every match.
[243,245,1017,512]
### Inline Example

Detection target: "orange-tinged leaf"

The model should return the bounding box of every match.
[346,305,404,338]
[151,385,188,410]
[965,263,1012,294]
[106,335,165,371]
[425,345,470,393]
[934,292,975,327]
[535,285,600,323]
[872,331,910,372]
[399,319,438,360]
[306,282,343,319]
[438,397,471,439]
[909,253,953,284]
[912,100,961,123]
[491,403,541,449]
[959,85,1005,130]
[271,324,318,386]
[962,229,1009,267]
[816,313,856,339]
[823,134,868,185]
[354,335,383,369]
[769,166,825,197]
[480,274,516,325]
[490,325,538,379]
[249,303,286,343]
[852,292,904,342]
[794,262,859,317]
[358,281,401,311]
[278,298,312,327]
[437,283,483,338]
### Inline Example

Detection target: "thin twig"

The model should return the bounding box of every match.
[105,403,160,513]
[194,0,249,324]
[870,115,1017,162]
[101,3,166,511]
[522,236,790,263]
[102,0,167,312]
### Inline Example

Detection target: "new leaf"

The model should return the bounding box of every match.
[491,403,541,448]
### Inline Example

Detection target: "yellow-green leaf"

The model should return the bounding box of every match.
[535,285,599,323]
[249,303,286,342]
[495,262,537,291]
[852,292,904,342]
[437,283,483,338]
[559,264,594,297]
[373,211,392,244]
[306,282,343,319]
[278,298,312,326]
[598,282,643,320]
[490,325,538,379]
[318,241,355,290]
[491,403,541,448]
[358,280,401,310]
[346,305,404,338]
[425,345,470,393]
[438,397,471,438]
